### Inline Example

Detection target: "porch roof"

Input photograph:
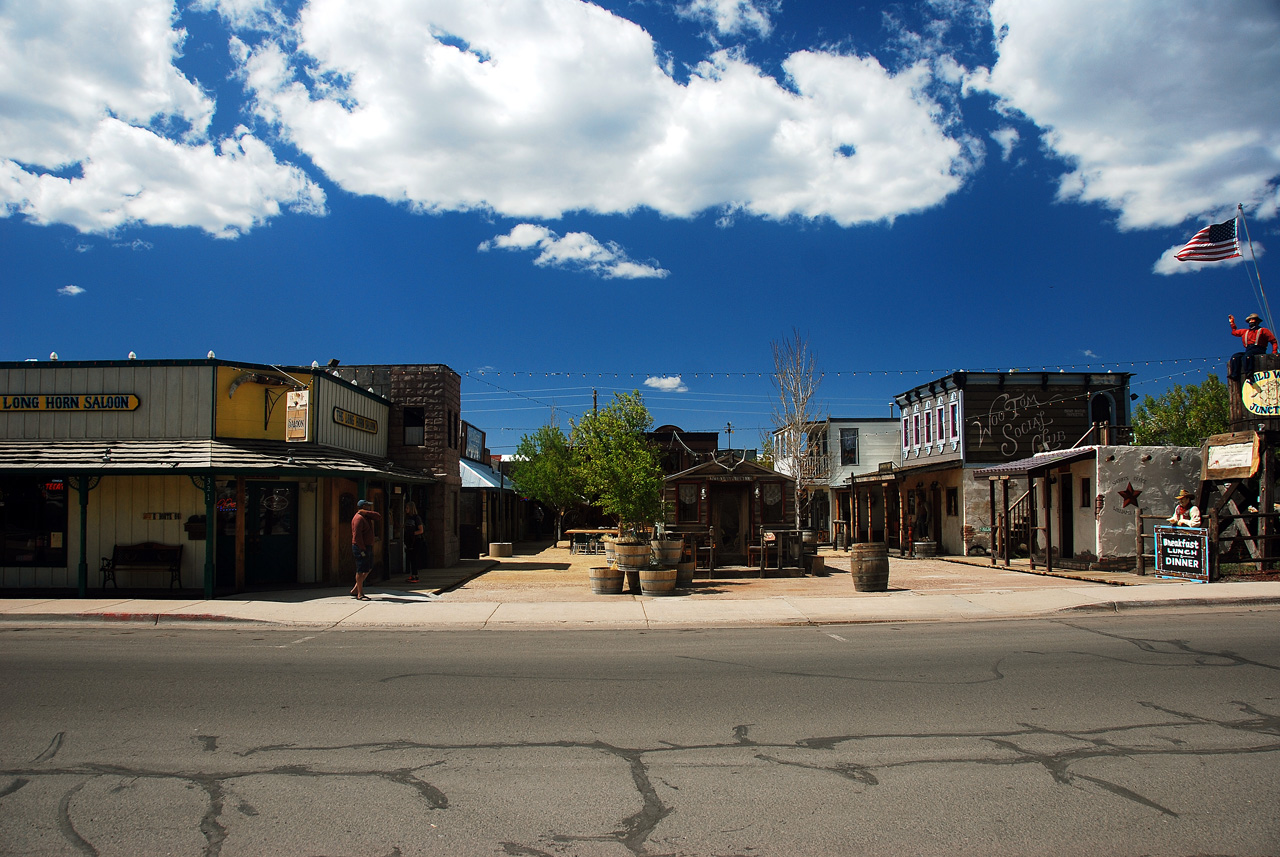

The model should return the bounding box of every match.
[973,446,1098,478]
[0,438,436,483]
[460,458,511,490]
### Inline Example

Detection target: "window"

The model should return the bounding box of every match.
[0,475,68,567]
[761,482,785,524]
[949,402,959,439]
[677,483,700,523]
[840,428,859,466]
[924,411,932,444]
[403,407,424,446]
[946,488,959,516]
[1081,477,1092,507]
[902,416,910,449]
[913,413,920,447]
[936,406,945,441]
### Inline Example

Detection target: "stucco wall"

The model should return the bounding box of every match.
[1096,446,1201,559]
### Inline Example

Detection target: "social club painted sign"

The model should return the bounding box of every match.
[1,393,140,411]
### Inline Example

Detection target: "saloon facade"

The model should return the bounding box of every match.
[0,357,437,594]
[850,371,1133,556]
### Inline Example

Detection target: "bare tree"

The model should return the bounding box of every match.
[770,329,825,529]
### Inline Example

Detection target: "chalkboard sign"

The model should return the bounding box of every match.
[1154,526,1209,582]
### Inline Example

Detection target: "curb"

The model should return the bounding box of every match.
[1059,595,1280,614]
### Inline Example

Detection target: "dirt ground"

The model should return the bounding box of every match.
[439,541,1089,602]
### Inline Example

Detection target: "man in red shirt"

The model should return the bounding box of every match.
[350,499,382,601]
[1228,312,1277,381]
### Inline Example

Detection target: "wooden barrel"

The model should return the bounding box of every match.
[589,566,624,595]
[851,543,889,592]
[652,539,683,566]
[603,540,616,565]
[614,543,650,570]
[639,566,678,596]
[913,540,936,558]
[676,560,696,587]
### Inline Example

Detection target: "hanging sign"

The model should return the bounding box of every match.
[286,390,310,442]
[1,393,140,412]
[1154,526,1209,582]
[333,406,378,434]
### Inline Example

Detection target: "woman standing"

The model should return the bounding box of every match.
[404,501,425,583]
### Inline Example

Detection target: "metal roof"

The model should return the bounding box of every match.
[460,458,509,490]
[0,438,436,482]
[973,446,1098,478]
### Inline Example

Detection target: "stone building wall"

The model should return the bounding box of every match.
[335,364,463,568]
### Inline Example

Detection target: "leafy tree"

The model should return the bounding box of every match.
[1132,374,1230,446]
[508,424,581,545]
[571,391,666,540]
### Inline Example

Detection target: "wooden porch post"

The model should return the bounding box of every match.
[988,477,997,568]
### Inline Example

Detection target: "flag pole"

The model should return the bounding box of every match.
[1238,203,1273,332]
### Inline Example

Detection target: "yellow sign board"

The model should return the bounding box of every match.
[1,394,140,412]
[333,406,378,434]
[1242,370,1280,415]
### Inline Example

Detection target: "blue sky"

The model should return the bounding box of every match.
[3,0,1278,453]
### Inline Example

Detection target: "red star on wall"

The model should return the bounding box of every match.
[1118,482,1142,508]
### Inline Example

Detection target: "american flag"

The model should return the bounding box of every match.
[1175,218,1241,262]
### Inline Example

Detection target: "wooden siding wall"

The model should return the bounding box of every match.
[0,365,213,440]
[311,377,388,456]
[962,383,1095,463]
[0,475,211,590]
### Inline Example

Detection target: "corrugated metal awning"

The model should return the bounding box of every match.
[0,438,436,482]
[973,446,1097,478]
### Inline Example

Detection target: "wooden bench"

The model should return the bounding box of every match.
[100,542,183,589]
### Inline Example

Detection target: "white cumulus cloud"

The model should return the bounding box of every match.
[479,224,669,279]
[57,285,85,296]
[235,0,974,226]
[0,0,324,236]
[644,376,689,393]
[970,0,1280,230]
[677,0,779,38]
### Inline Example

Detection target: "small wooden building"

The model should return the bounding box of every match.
[662,456,795,566]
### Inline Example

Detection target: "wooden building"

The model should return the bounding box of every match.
[662,456,795,567]
[849,371,1132,556]
[0,357,435,594]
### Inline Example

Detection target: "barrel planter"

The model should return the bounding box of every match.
[851,543,890,592]
[913,540,937,558]
[652,538,684,566]
[589,566,624,595]
[639,566,678,596]
[603,538,616,566]
[676,560,696,587]
[614,542,650,594]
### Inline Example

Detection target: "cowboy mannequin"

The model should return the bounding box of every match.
[1167,488,1201,528]
[1228,312,1277,381]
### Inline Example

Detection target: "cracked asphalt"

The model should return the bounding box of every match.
[2,609,1278,856]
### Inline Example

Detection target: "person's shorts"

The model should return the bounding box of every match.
[352,544,373,575]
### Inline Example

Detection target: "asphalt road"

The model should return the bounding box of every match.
[3,608,1279,856]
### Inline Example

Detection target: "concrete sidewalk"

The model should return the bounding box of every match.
[3,543,1279,630]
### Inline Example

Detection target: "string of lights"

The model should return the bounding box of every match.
[461,355,1227,380]
[467,356,1230,451]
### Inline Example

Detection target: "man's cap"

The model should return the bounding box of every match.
[1246,313,1262,322]
[1175,489,1194,501]
[357,499,372,508]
